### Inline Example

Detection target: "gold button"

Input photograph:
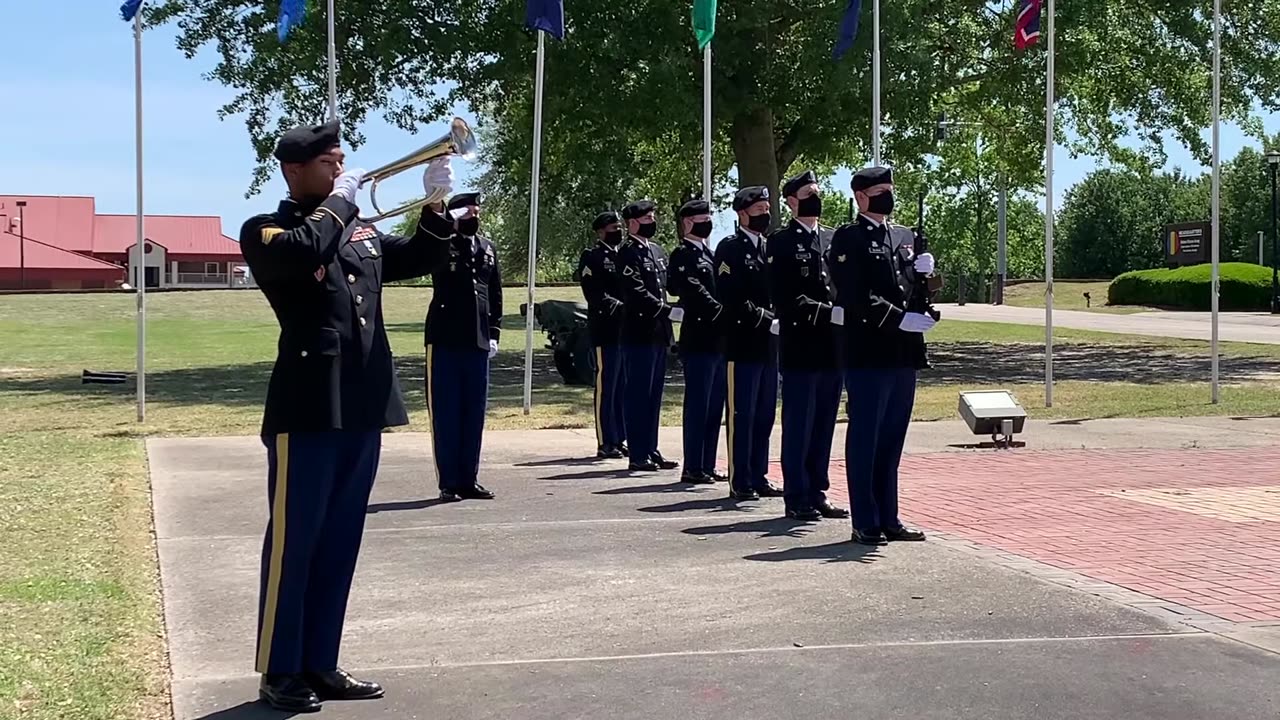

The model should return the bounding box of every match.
[359,317,367,327]
[347,274,356,284]
[300,350,308,357]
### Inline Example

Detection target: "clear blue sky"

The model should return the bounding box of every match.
[2,3,1276,241]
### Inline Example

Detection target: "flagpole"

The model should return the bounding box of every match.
[1210,0,1221,402]
[871,0,881,165]
[703,42,712,200]
[326,0,337,120]
[523,30,547,415]
[134,11,146,423]
[1043,0,1055,407]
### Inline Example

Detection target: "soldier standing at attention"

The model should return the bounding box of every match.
[423,192,503,503]
[238,120,455,712]
[829,166,936,546]
[713,186,785,500]
[618,200,682,472]
[666,198,726,484]
[577,211,630,459]
[768,170,850,521]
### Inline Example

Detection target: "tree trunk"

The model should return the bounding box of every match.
[730,106,781,227]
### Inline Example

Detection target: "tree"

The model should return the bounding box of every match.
[150,0,1280,278]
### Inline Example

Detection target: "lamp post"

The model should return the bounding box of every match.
[15,198,26,288]
[1268,150,1280,314]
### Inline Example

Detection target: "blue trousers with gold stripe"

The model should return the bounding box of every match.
[681,351,726,476]
[256,430,381,675]
[591,344,627,450]
[426,345,489,491]
[780,369,843,510]
[844,368,917,533]
[726,359,778,493]
[622,344,667,462]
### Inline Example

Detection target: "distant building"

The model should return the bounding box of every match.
[0,195,249,290]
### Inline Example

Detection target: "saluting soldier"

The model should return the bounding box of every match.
[666,198,726,484]
[577,211,629,459]
[618,200,681,472]
[713,186,785,500]
[424,192,503,503]
[829,166,936,546]
[238,120,454,712]
[768,170,850,521]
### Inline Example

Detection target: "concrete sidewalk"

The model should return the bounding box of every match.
[939,303,1280,344]
[150,417,1280,719]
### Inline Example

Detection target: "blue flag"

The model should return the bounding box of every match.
[525,0,565,40]
[278,0,307,42]
[832,0,863,60]
[120,0,143,21]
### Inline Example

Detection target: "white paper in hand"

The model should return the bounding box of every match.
[899,312,937,333]
[769,319,780,335]
[830,306,845,325]
[668,307,685,323]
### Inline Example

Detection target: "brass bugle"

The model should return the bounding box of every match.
[358,116,478,223]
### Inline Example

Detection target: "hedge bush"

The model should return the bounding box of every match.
[1107,262,1274,310]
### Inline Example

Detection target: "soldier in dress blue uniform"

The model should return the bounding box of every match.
[618,200,680,472]
[423,192,503,502]
[768,170,851,521]
[666,198,727,484]
[577,211,629,459]
[238,119,456,712]
[829,166,937,546]
[713,187,785,500]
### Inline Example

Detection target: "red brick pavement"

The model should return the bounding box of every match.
[775,447,1280,623]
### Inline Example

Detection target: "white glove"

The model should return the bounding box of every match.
[423,157,454,199]
[913,252,935,275]
[769,319,780,335]
[830,306,845,325]
[329,168,365,203]
[899,312,937,333]
[488,339,498,359]
[668,307,685,323]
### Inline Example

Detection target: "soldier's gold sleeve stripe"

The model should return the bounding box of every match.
[260,227,284,245]
[256,433,290,672]
[313,206,346,228]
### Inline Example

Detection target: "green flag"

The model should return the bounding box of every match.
[692,0,716,49]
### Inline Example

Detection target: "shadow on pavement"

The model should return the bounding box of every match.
[745,541,882,564]
[541,468,638,481]
[637,496,755,514]
[682,517,816,539]
[593,481,707,495]
[514,456,605,467]
[193,701,296,720]
[367,498,448,513]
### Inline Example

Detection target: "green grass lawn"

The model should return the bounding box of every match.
[1001,280,1151,313]
[3,286,1280,720]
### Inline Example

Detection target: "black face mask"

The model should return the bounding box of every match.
[604,229,623,245]
[867,191,896,216]
[690,220,713,239]
[636,221,657,239]
[796,195,823,218]
[746,213,771,233]
[457,217,480,236]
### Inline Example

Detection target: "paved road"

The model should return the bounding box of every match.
[939,303,1280,344]
[150,418,1280,719]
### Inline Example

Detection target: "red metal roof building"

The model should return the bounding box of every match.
[0,195,248,290]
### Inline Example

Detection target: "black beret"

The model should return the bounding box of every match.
[621,200,657,220]
[592,211,620,230]
[851,166,893,192]
[678,199,710,218]
[782,170,818,198]
[446,192,481,210]
[273,120,341,163]
[732,186,770,211]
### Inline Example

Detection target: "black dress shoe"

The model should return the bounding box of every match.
[816,501,850,519]
[852,528,887,546]
[618,443,630,457]
[650,452,679,470]
[459,484,495,500]
[438,489,463,503]
[754,484,785,498]
[629,460,659,472]
[681,470,716,484]
[597,444,624,459]
[303,668,384,701]
[708,469,728,482]
[729,488,760,500]
[883,525,927,542]
[786,507,822,521]
[259,674,322,713]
